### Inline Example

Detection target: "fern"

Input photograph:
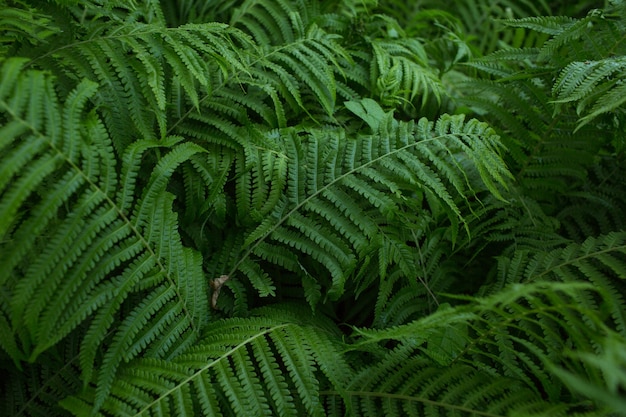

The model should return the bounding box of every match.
[25,18,251,149]
[218,106,511,311]
[370,36,445,111]
[498,5,626,129]
[0,2,61,55]
[378,0,553,55]
[495,233,626,334]
[59,305,351,417]
[341,281,624,416]
[550,331,626,415]
[0,57,210,412]
[557,160,626,241]
[2,0,626,416]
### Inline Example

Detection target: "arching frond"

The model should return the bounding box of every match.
[26,14,251,149]
[461,68,607,204]
[220,108,511,308]
[248,23,345,118]
[230,0,313,45]
[498,5,626,129]
[0,58,210,413]
[497,232,626,334]
[549,331,626,415]
[59,305,351,417]
[342,281,626,416]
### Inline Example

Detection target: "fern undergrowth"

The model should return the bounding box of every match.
[1,0,625,416]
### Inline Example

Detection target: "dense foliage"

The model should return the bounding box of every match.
[1,0,625,416]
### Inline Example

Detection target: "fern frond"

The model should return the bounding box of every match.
[500,15,578,36]
[4,1,625,416]
[28,17,250,149]
[0,2,61,55]
[0,58,211,411]
[463,47,542,77]
[491,4,626,131]
[557,160,626,241]
[497,232,626,334]
[60,305,351,417]
[394,0,552,54]
[549,331,626,416]
[334,356,556,417]
[578,80,626,128]
[535,11,604,62]
[551,57,626,129]
[249,25,345,117]
[345,281,624,415]
[225,110,511,307]
[552,58,625,103]
[1,337,83,417]
[230,0,306,45]
[461,76,606,202]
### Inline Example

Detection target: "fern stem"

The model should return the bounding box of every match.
[411,229,440,308]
